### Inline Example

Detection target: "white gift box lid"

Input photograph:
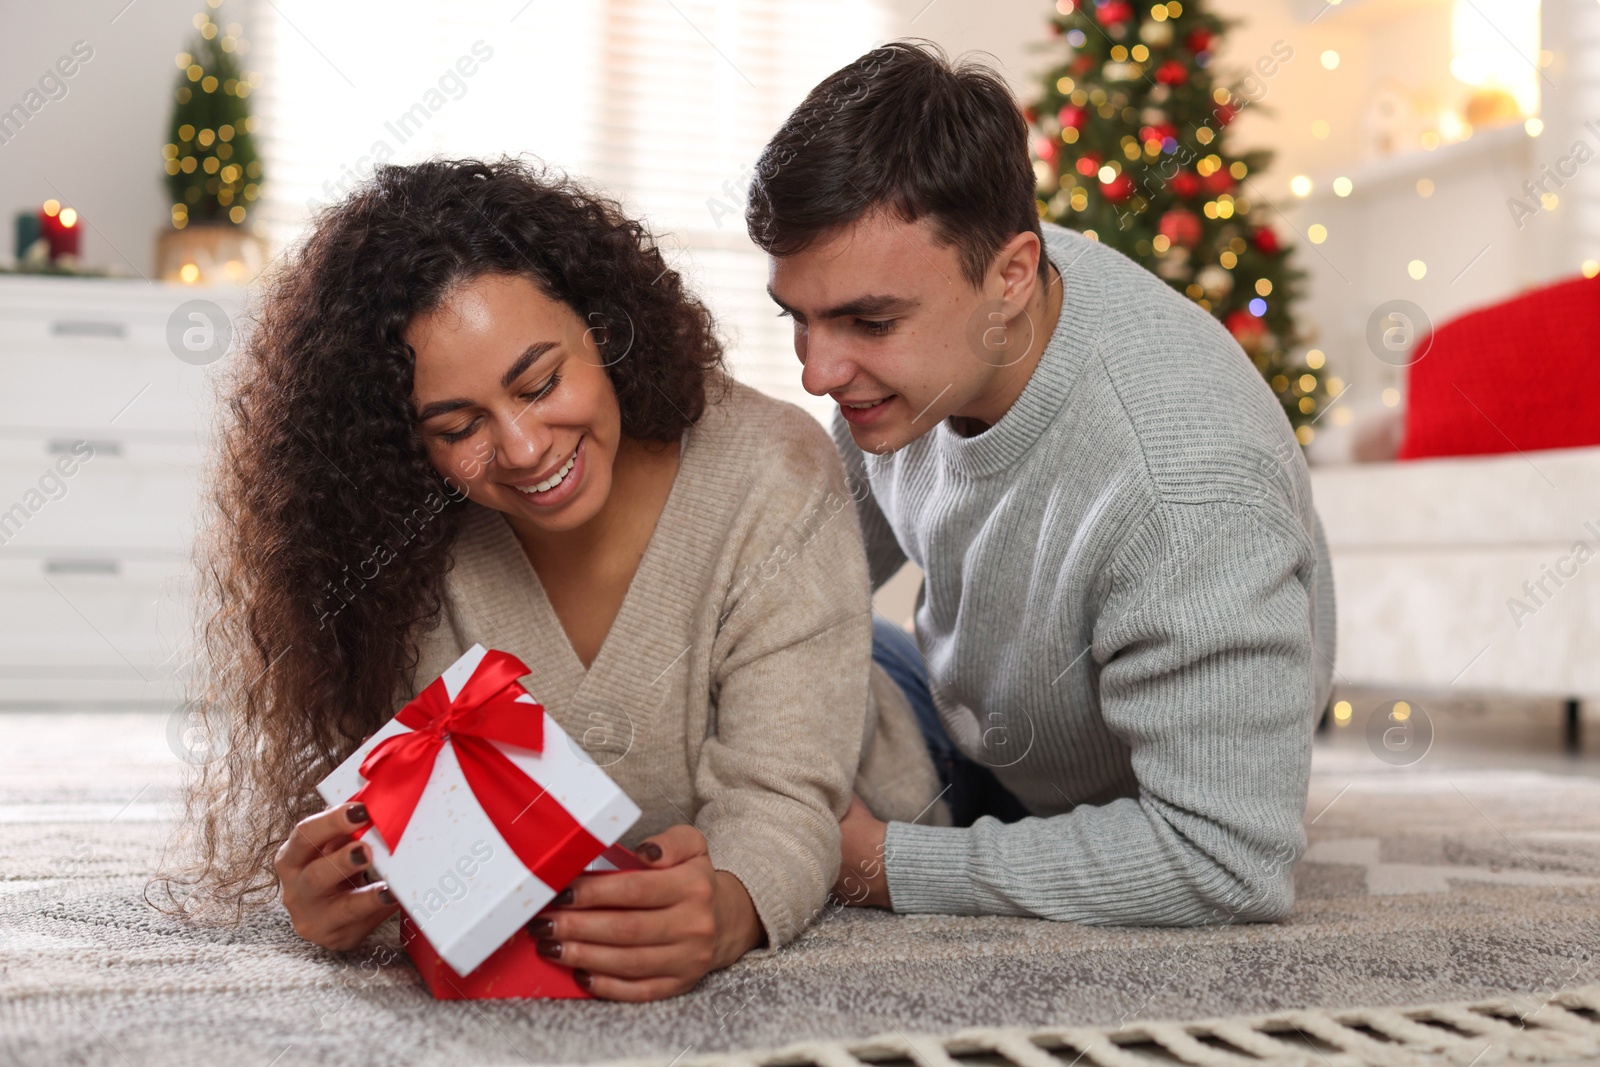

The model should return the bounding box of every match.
[316,644,640,975]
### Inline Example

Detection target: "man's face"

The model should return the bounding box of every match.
[767,212,1023,456]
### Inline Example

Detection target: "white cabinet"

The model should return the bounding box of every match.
[0,276,245,706]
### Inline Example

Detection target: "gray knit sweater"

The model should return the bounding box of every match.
[833,221,1337,925]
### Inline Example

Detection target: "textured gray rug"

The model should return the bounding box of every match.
[2,711,1598,1067]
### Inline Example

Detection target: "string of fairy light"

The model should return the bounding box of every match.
[163,1,262,230]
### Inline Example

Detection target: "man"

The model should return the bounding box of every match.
[745,41,1335,925]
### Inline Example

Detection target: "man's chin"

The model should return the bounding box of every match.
[846,420,911,457]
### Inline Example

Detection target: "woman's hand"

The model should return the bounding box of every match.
[274,801,400,951]
[528,824,764,1001]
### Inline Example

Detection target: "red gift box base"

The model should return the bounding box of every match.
[402,915,589,999]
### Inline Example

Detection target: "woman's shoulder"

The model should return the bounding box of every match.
[691,375,844,480]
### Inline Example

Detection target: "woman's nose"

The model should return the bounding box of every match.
[492,413,552,471]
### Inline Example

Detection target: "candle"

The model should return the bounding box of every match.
[39,201,80,261]
[14,210,41,263]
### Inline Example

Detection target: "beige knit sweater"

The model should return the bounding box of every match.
[403,378,943,948]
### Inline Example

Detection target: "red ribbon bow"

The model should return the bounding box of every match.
[349,649,600,893]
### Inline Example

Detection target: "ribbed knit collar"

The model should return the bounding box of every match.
[922,223,1108,478]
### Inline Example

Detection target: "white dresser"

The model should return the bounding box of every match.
[0,276,246,707]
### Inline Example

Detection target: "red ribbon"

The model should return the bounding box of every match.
[349,649,601,893]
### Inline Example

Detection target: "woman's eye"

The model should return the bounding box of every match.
[522,372,561,402]
[440,419,479,444]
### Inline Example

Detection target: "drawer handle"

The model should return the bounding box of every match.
[51,320,126,339]
[47,438,121,458]
[44,558,120,576]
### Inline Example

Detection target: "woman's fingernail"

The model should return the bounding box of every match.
[349,846,368,867]
[379,886,396,905]
[527,918,555,939]
[637,842,663,863]
[552,888,574,907]
[535,938,562,960]
[573,969,592,991]
[347,803,369,825]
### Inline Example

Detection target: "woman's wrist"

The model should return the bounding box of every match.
[710,869,765,968]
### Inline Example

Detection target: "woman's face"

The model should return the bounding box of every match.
[406,272,622,535]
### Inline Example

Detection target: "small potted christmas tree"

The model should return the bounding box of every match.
[154,1,266,284]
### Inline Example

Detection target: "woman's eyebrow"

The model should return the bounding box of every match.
[415,341,558,421]
[499,341,557,388]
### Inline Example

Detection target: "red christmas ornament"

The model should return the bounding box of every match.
[1185,28,1215,53]
[1074,153,1102,177]
[1059,105,1086,129]
[1224,309,1266,347]
[1138,123,1176,144]
[1023,105,1038,124]
[1072,53,1096,75]
[1158,209,1202,248]
[1252,226,1281,255]
[1215,103,1238,127]
[1201,168,1235,196]
[1096,1,1134,25]
[1101,173,1135,201]
[1033,136,1059,165]
[1155,60,1189,86]
[1170,170,1201,198]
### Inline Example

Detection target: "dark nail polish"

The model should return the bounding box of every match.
[535,938,562,960]
[527,918,555,939]
[379,886,396,905]
[347,803,369,825]
[361,868,375,884]
[552,888,574,907]
[573,969,592,991]
[349,845,368,867]
[637,841,663,863]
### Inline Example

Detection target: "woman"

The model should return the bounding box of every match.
[150,157,942,1002]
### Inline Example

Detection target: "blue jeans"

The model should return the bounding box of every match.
[870,616,1031,827]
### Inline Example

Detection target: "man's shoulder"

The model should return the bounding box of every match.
[1041,224,1303,508]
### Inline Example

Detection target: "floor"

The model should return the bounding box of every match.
[2,695,1597,1066]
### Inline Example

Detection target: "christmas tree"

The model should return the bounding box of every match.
[1028,0,1328,443]
[163,3,263,231]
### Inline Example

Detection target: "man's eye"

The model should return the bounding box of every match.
[858,318,895,336]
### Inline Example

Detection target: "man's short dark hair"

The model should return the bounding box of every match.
[745,40,1043,288]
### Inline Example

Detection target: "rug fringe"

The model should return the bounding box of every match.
[607,985,1600,1067]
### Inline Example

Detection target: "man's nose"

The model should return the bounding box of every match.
[799,331,854,399]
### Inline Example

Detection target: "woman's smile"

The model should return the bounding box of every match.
[508,435,586,508]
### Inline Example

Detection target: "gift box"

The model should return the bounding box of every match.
[400,844,643,999]
[316,643,641,991]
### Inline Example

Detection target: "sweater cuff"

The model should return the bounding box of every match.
[706,832,824,954]
[883,820,987,915]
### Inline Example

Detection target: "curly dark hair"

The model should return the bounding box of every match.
[149,156,725,920]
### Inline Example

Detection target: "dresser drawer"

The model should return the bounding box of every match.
[0,435,203,552]
[0,343,222,438]
[0,555,193,704]
[0,278,242,438]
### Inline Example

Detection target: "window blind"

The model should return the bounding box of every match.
[243,0,888,421]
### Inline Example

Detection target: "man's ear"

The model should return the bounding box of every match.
[990,230,1045,308]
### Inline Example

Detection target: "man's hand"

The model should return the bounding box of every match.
[833,795,891,908]
[528,825,765,1001]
